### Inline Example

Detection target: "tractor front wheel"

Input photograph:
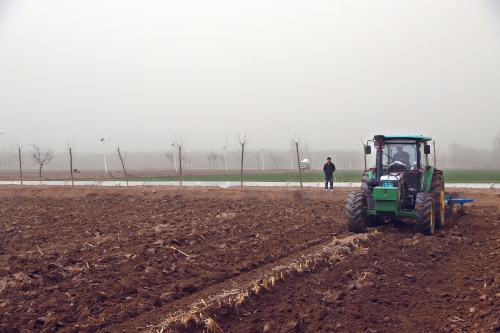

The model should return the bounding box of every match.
[414,192,435,235]
[346,190,368,233]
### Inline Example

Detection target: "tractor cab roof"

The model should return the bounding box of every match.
[374,135,432,142]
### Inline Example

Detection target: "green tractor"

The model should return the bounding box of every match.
[346,135,445,235]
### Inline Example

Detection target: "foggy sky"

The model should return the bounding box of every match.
[1,1,499,154]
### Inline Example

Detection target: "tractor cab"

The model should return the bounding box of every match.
[365,135,432,194]
[381,139,430,194]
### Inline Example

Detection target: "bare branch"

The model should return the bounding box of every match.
[493,132,500,167]
[165,150,175,171]
[29,144,55,177]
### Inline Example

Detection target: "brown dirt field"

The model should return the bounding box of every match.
[1,185,499,333]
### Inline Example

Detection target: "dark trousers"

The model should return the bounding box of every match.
[325,174,333,189]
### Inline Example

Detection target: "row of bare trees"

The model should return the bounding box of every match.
[205,151,225,170]
[9,141,131,186]
[9,143,55,185]
[5,131,499,188]
[3,131,320,190]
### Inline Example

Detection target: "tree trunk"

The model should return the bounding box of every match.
[117,148,129,186]
[18,148,23,186]
[295,142,303,189]
[240,143,244,187]
[179,147,183,186]
[69,148,74,186]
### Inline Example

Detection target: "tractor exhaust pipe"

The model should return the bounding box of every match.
[373,135,385,184]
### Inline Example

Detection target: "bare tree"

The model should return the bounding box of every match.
[211,153,218,170]
[66,141,76,186]
[171,134,189,186]
[493,132,500,167]
[206,152,212,169]
[116,146,129,186]
[275,156,284,169]
[29,144,55,177]
[269,154,277,169]
[269,153,284,170]
[165,150,175,170]
[206,151,218,170]
[183,154,192,170]
[290,134,305,189]
[358,136,368,171]
[11,142,25,185]
[218,154,226,171]
[431,140,447,169]
[235,132,251,187]
[252,151,260,170]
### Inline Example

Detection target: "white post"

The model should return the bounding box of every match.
[100,138,110,173]
[102,144,107,173]
[261,149,265,170]
[312,152,315,170]
[223,147,227,172]
[349,155,352,170]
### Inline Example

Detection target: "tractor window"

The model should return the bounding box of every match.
[384,143,418,170]
[418,144,428,168]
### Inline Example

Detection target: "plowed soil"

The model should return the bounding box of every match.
[1,185,500,333]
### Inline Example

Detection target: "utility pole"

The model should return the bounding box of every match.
[100,138,110,173]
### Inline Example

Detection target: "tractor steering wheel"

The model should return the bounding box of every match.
[387,161,407,172]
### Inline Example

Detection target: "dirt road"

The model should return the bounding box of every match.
[0,185,499,332]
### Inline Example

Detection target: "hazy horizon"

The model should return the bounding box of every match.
[1,1,500,154]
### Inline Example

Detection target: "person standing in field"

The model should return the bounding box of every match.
[323,157,336,191]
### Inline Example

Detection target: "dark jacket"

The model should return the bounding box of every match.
[323,162,336,176]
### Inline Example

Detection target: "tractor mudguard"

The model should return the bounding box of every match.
[421,166,435,192]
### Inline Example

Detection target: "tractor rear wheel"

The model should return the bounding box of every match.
[346,189,368,233]
[414,192,435,235]
[431,170,445,229]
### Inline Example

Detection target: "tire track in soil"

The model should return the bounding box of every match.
[141,232,376,332]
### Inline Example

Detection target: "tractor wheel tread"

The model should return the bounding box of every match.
[414,192,435,235]
[361,170,371,195]
[346,190,367,233]
[431,169,445,229]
